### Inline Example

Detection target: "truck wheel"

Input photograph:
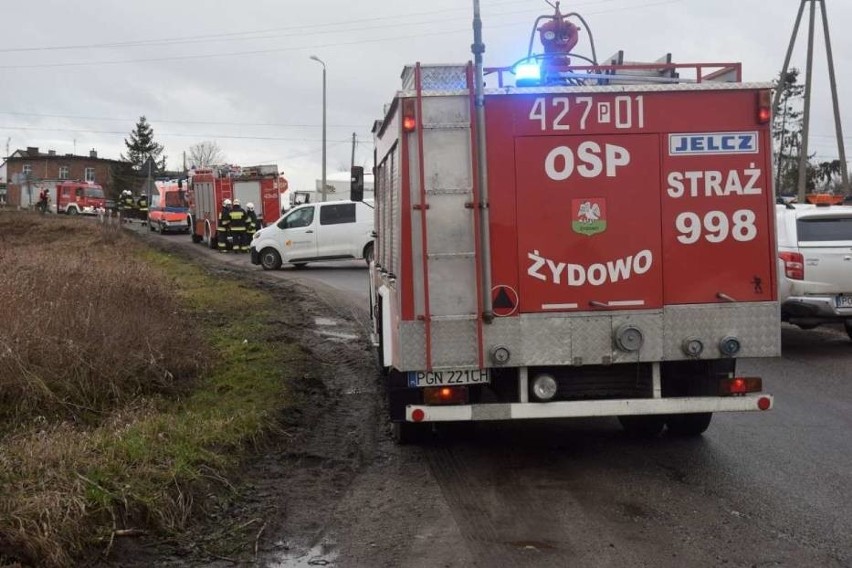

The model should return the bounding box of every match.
[845,320,852,341]
[260,248,282,270]
[666,413,713,437]
[67,207,78,216]
[191,232,203,243]
[618,415,665,438]
[363,242,374,266]
[392,422,429,445]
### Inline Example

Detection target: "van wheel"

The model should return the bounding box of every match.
[666,413,713,437]
[292,262,309,269]
[363,242,375,266]
[260,248,282,270]
[845,320,852,341]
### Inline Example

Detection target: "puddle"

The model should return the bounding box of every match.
[314,317,342,327]
[270,541,339,567]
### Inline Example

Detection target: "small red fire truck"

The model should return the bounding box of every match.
[188,165,287,248]
[366,3,779,442]
[49,181,107,215]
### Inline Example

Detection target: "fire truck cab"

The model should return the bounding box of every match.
[367,28,779,442]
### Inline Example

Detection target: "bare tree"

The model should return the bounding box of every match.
[187,141,225,168]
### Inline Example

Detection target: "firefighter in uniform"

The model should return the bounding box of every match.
[245,202,259,236]
[228,199,249,252]
[136,193,149,224]
[118,190,135,222]
[217,198,232,252]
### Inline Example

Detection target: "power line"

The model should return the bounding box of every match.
[0,0,627,54]
[0,110,368,129]
[0,124,353,142]
[0,0,683,70]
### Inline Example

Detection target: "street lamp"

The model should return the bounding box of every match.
[309,55,327,202]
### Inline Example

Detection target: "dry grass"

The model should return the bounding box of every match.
[0,212,296,566]
[0,213,200,424]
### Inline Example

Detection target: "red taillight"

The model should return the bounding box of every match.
[423,386,468,405]
[779,251,804,280]
[402,99,417,132]
[720,376,762,396]
[757,90,771,124]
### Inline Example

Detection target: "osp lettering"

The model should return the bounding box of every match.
[545,142,631,181]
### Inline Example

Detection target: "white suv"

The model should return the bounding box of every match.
[776,203,852,339]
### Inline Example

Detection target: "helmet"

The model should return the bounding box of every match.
[233,198,241,206]
[246,202,255,211]
[223,198,232,206]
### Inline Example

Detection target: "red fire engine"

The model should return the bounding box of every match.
[188,165,287,248]
[47,181,107,215]
[365,3,779,442]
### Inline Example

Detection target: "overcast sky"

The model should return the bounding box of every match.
[1,0,849,191]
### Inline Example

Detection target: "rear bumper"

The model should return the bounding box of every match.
[405,394,773,422]
[782,296,852,321]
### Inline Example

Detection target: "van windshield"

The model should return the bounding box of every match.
[798,217,852,242]
[165,191,188,208]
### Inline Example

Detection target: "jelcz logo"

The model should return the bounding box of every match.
[669,132,759,156]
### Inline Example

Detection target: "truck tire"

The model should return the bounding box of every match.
[618,415,665,438]
[845,320,852,341]
[292,262,309,269]
[363,242,375,266]
[260,248,282,270]
[67,207,78,216]
[666,413,713,437]
[392,422,429,445]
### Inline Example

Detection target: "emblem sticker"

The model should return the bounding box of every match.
[572,198,607,236]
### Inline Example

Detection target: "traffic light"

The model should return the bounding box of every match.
[351,166,364,202]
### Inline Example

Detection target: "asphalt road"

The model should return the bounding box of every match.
[142,226,851,567]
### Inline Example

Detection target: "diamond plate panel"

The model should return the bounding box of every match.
[421,96,470,127]
[401,65,468,91]
[663,302,780,359]
[432,319,479,368]
[398,321,426,371]
[566,317,613,365]
[422,129,472,192]
[519,317,573,365]
[484,318,525,364]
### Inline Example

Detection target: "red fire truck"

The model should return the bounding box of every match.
[49,181,107,215]
[188,165,287,248]
[366,4,779,442]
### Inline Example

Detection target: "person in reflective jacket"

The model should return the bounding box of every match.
[218,198,232,252]
[118,191,135,222]
[136,193,149,224]
[228,199,249,252]
[245,202,259,236]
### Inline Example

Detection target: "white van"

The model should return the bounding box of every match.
[250,200,374,269]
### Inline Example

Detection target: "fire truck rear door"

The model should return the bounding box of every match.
[515,134,663,313]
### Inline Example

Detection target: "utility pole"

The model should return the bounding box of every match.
[310,55,328,202]
[776,0,848,201]
[351,132,357,170]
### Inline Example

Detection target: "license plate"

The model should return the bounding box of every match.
[836,296,852,308]
[407,369,490,388]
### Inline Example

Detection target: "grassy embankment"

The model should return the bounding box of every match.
[0,212,299,566]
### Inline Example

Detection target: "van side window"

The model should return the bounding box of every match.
[320,203,356,226]
[279,206,315,229]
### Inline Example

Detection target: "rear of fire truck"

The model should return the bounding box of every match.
[366,2,779,443]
